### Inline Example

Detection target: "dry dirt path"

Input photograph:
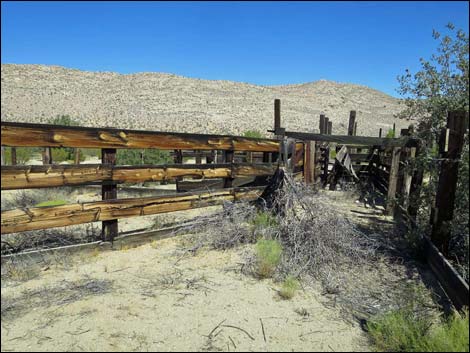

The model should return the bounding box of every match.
[1,233,369,352]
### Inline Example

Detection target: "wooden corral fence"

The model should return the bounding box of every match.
[0,122,288,239]
[1,101,468,310]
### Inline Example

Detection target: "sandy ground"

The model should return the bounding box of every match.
[1,234,369,352]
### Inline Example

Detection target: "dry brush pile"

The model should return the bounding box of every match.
[176,169,428,318]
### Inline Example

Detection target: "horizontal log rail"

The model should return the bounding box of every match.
[1,187,264,234]
[284,131,419,148]
[1,163,278,190]
[1,122,279,152]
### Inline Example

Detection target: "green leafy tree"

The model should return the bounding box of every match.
[397,23,469,280]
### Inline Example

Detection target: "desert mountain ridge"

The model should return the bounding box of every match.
[1,64,409,137]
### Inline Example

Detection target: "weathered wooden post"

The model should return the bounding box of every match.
[273,99,285,165]
[74,148,81,164]
[42,147,52,164]
[328,121,333,135]
[195,150,202,164]
[207,150,215,164]
[348,111,356,136]
[102,148,118,242]
[262,152,270,163]
[304,141,316,185]
[11,147,17,165]
[379,128,382,138]
[223,148,234,188]
[431,111,468,254]
[319,114,326,134]
[0,146,4,165]
[324,117,329,135]
[385,147,402,216]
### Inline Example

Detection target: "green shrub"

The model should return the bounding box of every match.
[329,148,337,159]
[3,147,41,165]
[426,311,469,352]
[367,308,469,352]
[385,128,395,138]
[251,212,278,230]
[116,149,172,165]
[255,239,282,278]
[279,276,300,299]
[243,130,264,138]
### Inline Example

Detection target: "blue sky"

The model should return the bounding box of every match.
[1,1,469,97]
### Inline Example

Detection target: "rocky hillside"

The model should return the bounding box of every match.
[1,64,407,136]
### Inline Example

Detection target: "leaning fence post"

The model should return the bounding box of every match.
[431,111,468,254]
[385,147,402,216]
[101,148,118,242]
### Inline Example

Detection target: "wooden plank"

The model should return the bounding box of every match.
[385,147,401,215]
[1,122,280,152]
[1,187,264,234]
[101,148,117,241]
[284,131,417,147]
[1,163,277,190]
[424,236,469,311]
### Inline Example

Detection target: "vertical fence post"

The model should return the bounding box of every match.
[101,148,118,242]
[11,147,17,165]
[195,150,202,164]
[431,111,468,254]
[327,121,333,135]
[385,147,401,216]
[348,111,356,136]
[319,114,326,134]
[379,128,382,138]
[42,147,52,164]
[324,117,329,134]
[223,149,234,188]
[74,148,81,164]
[273,99,285,165]
[262,152,270,163]
[304,141,316,185]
